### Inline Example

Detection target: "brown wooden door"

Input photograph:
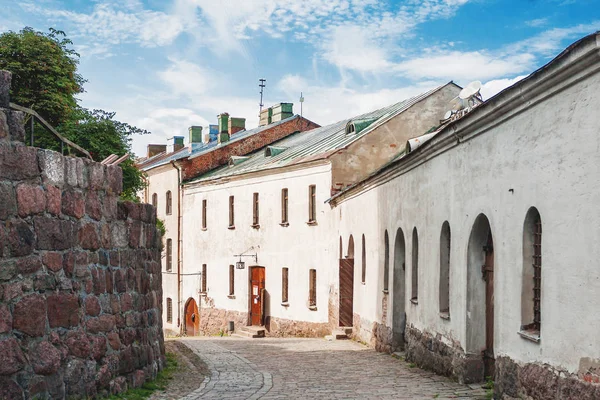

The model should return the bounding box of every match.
[185,298,199,336]
[250,267,265,326]
[339,258,354,327]
[483,234,495,378]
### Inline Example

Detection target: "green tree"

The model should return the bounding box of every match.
[58,108,149,201]
[0,27,148,200]
[0,27,84,126]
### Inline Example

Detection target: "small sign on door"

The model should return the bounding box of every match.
[253,286,258,296]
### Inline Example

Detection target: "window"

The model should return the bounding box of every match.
[201,264,207,293]
[166,191,172,215]
[282,268,289,304]
[252,192,259,227]
[228,195,235,228]
[229,265,235,296]
[383,230,390,292]
[521,208,542,340]
[361,235,366,284]
[202,199,207,230]
[152,193,157,208]
[308,185,316,223]
[411,228,419,303]
[166,298,172,323]
[281,188,289,224]
[309,269,317,308]
[439,222,451,318]
[166,238,172,272]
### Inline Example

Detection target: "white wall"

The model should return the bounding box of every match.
[146,165,180,334]
[337,68,600,372]
[182,163,337,325]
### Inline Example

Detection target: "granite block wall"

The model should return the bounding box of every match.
[0,70,165,399]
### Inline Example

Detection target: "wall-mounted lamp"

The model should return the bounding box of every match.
[233,246,258,269]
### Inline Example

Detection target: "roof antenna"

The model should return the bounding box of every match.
[259,79,266,114]
[299,92,304,118]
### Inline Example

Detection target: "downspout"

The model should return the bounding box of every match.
[171,161,183,332]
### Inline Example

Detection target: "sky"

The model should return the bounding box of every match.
[1,0,599,157]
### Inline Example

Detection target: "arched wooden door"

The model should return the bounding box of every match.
[184,297,199,336]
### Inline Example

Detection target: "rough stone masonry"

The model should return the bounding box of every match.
[0,70,165,399]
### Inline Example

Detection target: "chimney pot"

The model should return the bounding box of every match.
[167,136,184,153]
[228,117,246,136]
[147,144,167,158]
[189,126,203,143]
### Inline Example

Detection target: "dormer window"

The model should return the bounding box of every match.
[229,156,250,166]
[345,123,356,134]
[265,146,287,157]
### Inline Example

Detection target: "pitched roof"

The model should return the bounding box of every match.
[138,114,302,171]
[188,83,455,183]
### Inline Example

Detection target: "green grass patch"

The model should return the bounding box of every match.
[408,363,417,368]
[484,375,494,399]
[108,353,178,400]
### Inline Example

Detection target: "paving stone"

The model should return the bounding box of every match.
[174,337,488,400]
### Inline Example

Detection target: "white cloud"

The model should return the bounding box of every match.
[526,18,548,28]
[480,75,527,100]
[508,21,600,56]
[394,51,536,81]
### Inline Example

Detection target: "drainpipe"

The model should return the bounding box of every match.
[171,161,183,332]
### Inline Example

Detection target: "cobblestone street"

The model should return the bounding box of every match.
[174,337,489,400]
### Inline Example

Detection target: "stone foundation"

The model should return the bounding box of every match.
[404,324,481,384]
[266,316,330,338]
[195,306,330,338]
[372,322,393,353]
[198,307,247,336]
[495,356,600,400]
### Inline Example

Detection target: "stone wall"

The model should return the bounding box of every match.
[0,71,164,399]
[495,356,600,400]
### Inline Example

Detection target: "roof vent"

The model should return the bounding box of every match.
[345,117,377,135]
[265,146,287,157]
[228,156,250,166]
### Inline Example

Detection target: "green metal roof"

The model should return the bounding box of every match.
[187,84,450,184]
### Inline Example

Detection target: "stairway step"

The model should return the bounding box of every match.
[238,325,265,338]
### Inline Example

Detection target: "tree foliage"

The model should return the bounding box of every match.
[0,27,84,126]
[58,108,149,201]
[0,27,148,200]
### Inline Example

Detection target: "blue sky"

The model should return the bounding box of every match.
[1,0,599,156]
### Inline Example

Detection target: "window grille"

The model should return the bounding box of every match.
[308,185,316,222]
[166,298,172,323]
[532,216,542,331]
[152,193,157,208]
[282,268,289,303]
[201,264,207,293]
[202,199,207,229]
[361,235,366,284]
[229,265,235,296]
[228,196,235,227]
[253,193,259,226]
[411,228,419,302]
[166,191,172,215]
[309,269,317,307]
[281,188,289,224]
[166,239,172,272]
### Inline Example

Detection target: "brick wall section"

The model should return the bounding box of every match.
[0,71,164,399]
[180,117,320,181]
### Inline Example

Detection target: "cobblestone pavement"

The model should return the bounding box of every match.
[177,337,489,400]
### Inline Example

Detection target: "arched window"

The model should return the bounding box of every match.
[166,191,172,215]
[166,238,172,272]
[347,235,354,259]
[361,235,366,284]
[411,228,419,303]
[439,222,451,318]
[152,193,157,208]
[521,207,542,339]
[383,230,390,292]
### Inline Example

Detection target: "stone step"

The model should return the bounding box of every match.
[325,329,350,341]
[237,325,265,338]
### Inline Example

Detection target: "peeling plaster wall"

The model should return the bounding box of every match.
[335,55,600,391]
[330,84,461,189]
